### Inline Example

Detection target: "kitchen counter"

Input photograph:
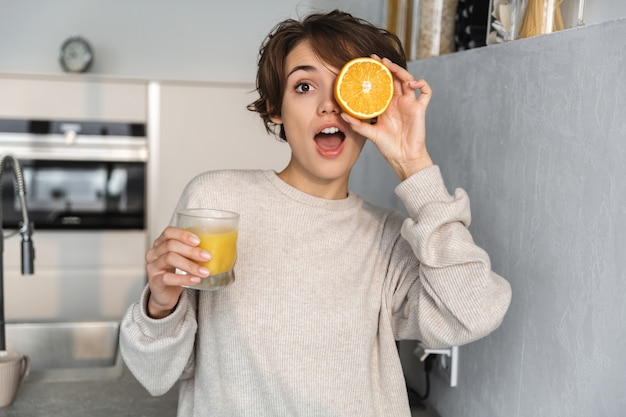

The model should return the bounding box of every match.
[0,364,179,417]
[0,363,439,417]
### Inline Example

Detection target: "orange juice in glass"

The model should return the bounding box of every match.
[176,208,239,290]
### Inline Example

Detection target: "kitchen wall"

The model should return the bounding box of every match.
[584,0,626,25]
[401,18,626,417]
[0,0,382,83]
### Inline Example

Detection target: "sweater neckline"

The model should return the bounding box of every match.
[263,170,361,211]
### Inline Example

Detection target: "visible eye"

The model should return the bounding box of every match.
[295,81,315,94]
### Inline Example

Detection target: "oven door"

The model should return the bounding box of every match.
[2,159,145,230]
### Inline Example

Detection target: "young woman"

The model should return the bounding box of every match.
[120,10,511,416]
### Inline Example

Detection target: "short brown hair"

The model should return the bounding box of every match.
[248,10,406,141]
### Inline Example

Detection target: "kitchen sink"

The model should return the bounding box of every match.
[4,321,123,382]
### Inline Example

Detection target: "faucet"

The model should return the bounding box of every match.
[0,153,35,351]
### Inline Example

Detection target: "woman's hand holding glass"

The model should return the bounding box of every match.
[145,226,210,319]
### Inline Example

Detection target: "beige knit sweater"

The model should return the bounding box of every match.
[120,167,511,416]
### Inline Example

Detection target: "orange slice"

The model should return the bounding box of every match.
[334,57,394,120]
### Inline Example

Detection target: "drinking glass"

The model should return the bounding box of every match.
[176,208,239,291]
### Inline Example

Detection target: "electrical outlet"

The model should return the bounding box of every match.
[414,343,459,387]
[436,345,459,387]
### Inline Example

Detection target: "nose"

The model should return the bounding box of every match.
[318,90,340,115]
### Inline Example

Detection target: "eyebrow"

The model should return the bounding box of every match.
[287,64,317,78]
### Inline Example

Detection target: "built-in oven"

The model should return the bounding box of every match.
[0,118,147,230]
[1,117,149,323]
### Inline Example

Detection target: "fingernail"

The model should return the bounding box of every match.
[198,267,210,277]
[189,235,201,245]
[190,277,201,283]
[200,251,211,260]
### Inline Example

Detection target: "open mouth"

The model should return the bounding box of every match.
[314,126,346,156]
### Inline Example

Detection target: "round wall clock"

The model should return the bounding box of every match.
[59,36,94,73]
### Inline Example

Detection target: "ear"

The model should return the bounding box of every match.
[267,100,282,125]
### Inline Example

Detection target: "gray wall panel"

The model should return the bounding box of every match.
[402,18,626,417]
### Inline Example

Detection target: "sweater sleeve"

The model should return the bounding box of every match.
[119,286,198,396]
[388,165,511,348]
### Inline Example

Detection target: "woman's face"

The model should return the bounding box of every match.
[271,40,366,199]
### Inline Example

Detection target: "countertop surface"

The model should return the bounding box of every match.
[0,364,439,417]
[0,364,179,417]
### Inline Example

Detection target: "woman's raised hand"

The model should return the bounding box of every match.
[341,56,434,180]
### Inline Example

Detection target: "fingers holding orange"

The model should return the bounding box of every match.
[411,78,432,108]
[334,56,432,121]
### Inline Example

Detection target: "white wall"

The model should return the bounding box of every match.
[584,0,626,26]
[0,0,381,83]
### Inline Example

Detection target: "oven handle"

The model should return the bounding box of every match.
[0,133,148,162]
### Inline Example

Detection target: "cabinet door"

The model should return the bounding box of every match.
[150,82,290,240]
[0,75,146,121]
[4,231,147,321]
